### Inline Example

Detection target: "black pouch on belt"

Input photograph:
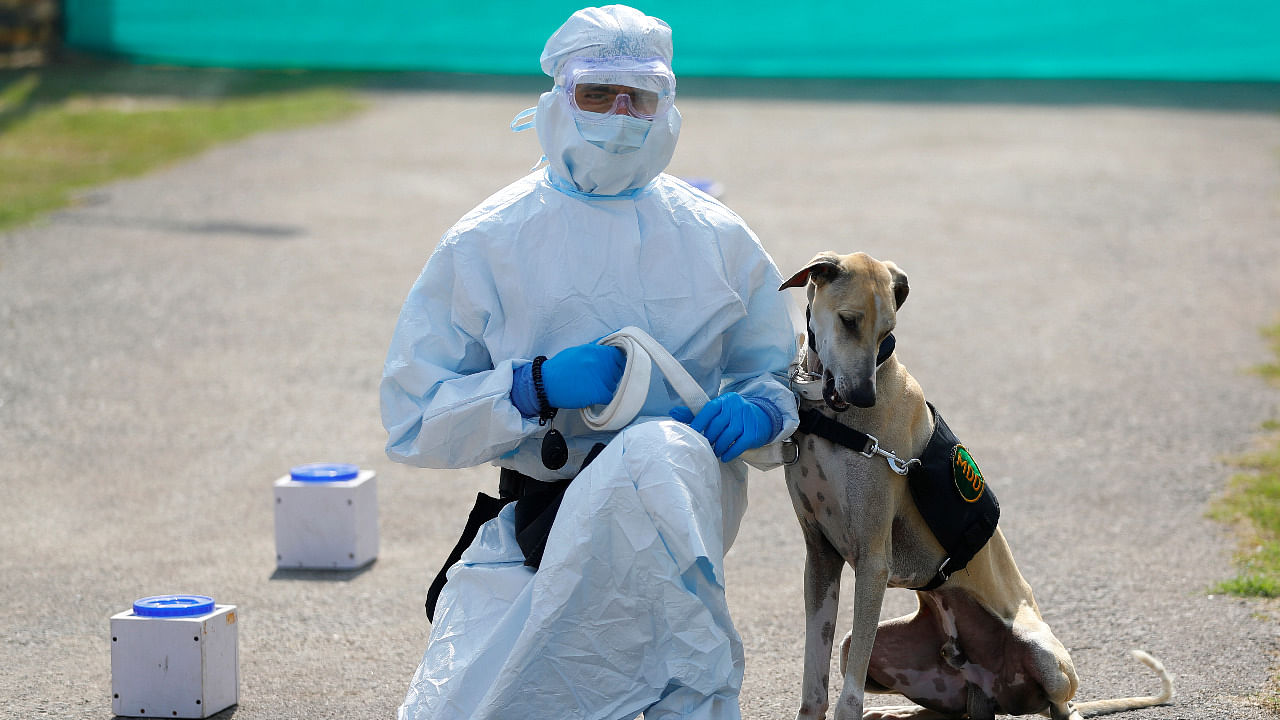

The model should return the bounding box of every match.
[513,442,606,568]
[424,490,513,623]
[423,442,607,622]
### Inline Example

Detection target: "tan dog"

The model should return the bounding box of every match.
[779,252,1174,720]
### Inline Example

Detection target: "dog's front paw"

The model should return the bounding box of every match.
[793,702,827,720]
[863,706,940,720]
[831,687,866,720]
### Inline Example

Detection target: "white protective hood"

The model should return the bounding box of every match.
[534,5,681,196]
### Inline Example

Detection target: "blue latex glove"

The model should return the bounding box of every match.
[670,392,781,462]
[541,342,626,409]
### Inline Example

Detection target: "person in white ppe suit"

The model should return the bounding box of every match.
[382,5,799,719]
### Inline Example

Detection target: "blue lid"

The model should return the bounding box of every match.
[680,177,725,198]
[133,594,216,617]
[290,462,359,482]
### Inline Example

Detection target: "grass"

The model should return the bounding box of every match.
[0,61,368,232]
[1210,317,1280,599]
[1259,323,1280,384]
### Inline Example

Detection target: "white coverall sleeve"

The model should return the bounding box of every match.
[717,239,801,443]
[380,240,533,469]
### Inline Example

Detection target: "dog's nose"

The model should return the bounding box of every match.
[847,381,876,408]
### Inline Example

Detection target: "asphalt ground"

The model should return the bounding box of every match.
[3,76,1280,719]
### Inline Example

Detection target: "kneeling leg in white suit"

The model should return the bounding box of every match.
[398,419,747,720]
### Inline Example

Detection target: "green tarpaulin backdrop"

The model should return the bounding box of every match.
[64,1,1280,81]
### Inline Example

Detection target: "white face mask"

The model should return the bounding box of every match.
[533,88,681,196]
[575,113,652,154]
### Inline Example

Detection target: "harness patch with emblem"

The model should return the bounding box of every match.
[906,403,1000,582]
[951,444,985,502]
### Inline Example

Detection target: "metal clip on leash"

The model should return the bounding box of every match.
[858,433,920,476]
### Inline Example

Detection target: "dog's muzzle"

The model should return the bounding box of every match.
[813,335,894,412]
[824,370,876,411]
[822,370,852,412]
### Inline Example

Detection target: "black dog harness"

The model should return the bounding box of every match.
[796,402,1000,591]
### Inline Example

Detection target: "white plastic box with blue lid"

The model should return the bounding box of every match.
[273,462,378,569]
[110,594,238,718]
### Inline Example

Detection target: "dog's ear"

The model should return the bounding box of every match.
[884,260,909,309]
[779,252,843,290]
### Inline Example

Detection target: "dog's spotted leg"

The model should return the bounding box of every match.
[926,594,965,671]
[795,520,846,720]
[833,554,891,720]
[863,705,951,719]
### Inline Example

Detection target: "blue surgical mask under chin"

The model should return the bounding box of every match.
[575,113,653,154]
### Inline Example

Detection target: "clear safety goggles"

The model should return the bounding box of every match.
[562,56,676,120]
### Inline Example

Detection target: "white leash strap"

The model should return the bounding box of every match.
[583,327,707,431]
[584,327,792,469]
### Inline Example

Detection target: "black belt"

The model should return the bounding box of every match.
[424,443,606,622]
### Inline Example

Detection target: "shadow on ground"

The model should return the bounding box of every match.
[269,562,378,583]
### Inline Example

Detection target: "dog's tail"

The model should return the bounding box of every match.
[1069,650,1175,717]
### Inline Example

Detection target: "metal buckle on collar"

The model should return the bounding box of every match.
[780,438,800,466]
[859,433,920,476]
[789,369,825,403]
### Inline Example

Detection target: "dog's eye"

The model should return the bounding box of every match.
[839,313,861,335]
